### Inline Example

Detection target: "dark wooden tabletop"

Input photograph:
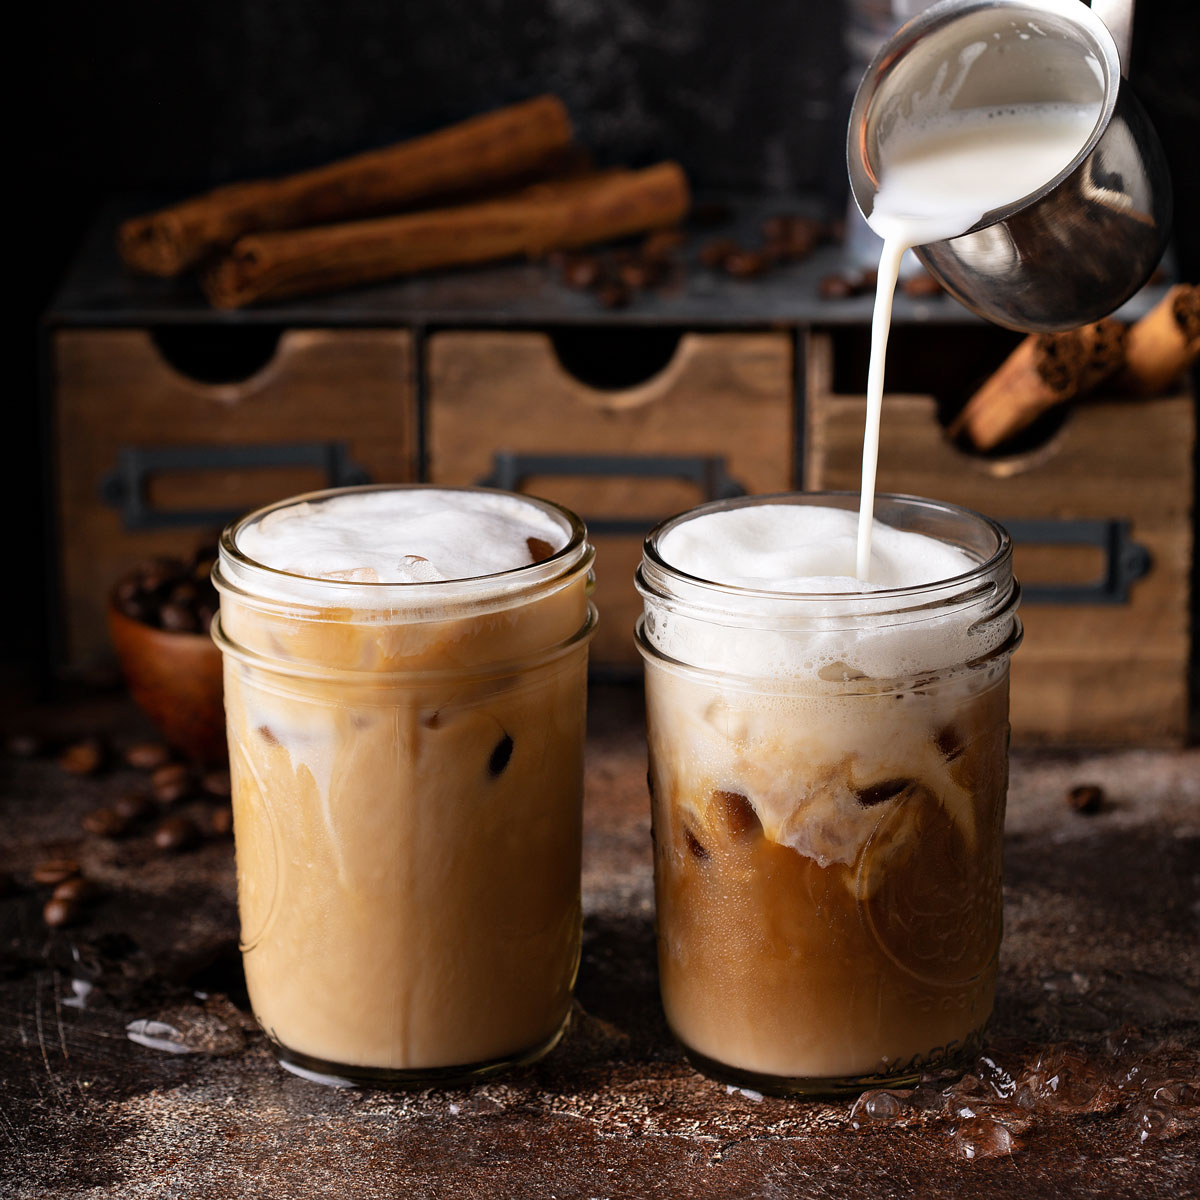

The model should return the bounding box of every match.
[3,686,1198,1199]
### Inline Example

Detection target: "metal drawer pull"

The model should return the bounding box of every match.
[1003,517,1151,605]
[100,442,371,531]
[478,451,746,536]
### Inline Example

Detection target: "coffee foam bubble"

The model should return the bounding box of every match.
[649,505,1002,682]
[233,489,568,600]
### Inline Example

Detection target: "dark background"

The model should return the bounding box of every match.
[15,0,1200,677]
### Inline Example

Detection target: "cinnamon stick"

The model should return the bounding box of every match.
[1114,283,1200,395]
[950,319,1126,451]
[201,163,691,309]
[119,95,573,276]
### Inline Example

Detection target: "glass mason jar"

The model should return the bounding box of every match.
[212,485,596,1086]
[636,492,1022,1096]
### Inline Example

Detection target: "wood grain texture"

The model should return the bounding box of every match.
[804,332,1194,745]
[54,329,414,669]
[427,331,794,666]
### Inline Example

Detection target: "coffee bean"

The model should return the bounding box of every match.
[202,769,232,798]
[114,576,141,605]
[126,741,171,770]
[153,816,200,853]
[114,791,154,822]
[160,602,199,633]
[699,238,739,268]
[594,281,631,309]
[118,594,155,623]
[153,763,193,804]
[1067,784,1104,815]
[43,896,81,928]
[52,876,100,904]
[819,273,857,300]
[170,581,198,606]
[723,251,769,279]
[488,733,514,777]
[209,806,234,837]
[642,229,684,260]
[618,260,657,290]
[761,215,792,243]
[60,738,105,776]
[6,732,46,759]
[33,859,81,886]
[82,807,130,838]
[561,255,601,290]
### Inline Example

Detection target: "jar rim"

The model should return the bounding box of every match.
[215,483,592,611]
[640,491,1012,612]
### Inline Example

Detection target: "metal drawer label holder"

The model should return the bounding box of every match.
[478,451,746,536]
[100,442,371,531]
[1002,517,1151,605]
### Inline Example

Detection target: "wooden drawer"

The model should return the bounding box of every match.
[427,330,794,669]
[54,327,414,669]
[804,331,1194,746]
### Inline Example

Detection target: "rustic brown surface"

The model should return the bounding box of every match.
[54,328,415,670]
[428,332,794,668]
[2,686,1199,1199]
[804,331,1195,746]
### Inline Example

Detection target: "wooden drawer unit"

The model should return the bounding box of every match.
[804,330,1194,745]
[427,330,794,669]
[53,327,414,669]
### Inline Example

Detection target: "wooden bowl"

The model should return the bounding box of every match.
[107,600,227,764]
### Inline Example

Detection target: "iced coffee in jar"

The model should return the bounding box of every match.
[636,492,1021,1096]
[212,485,595,1086]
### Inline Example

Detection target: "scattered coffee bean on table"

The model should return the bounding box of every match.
[52,876,100,904]
[59,738,105,776]
[154,816,201,852]
[43,896,81,928]
[125,741,172,770]
[153,763,193,804]
[201,769,232,798]
[210,807,234,837]
[33,859,81,886]
[82,807,130,838]
[114,791,155,822]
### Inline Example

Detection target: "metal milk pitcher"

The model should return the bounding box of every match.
[847,0,1172,332]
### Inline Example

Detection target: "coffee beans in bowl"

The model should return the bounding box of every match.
[108,546,226,765]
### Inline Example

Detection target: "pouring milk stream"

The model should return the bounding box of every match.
[854,29,1103,579]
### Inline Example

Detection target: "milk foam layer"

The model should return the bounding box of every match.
[236,489,567,584]
[658,504,973,594]
[649,504,1000,681]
